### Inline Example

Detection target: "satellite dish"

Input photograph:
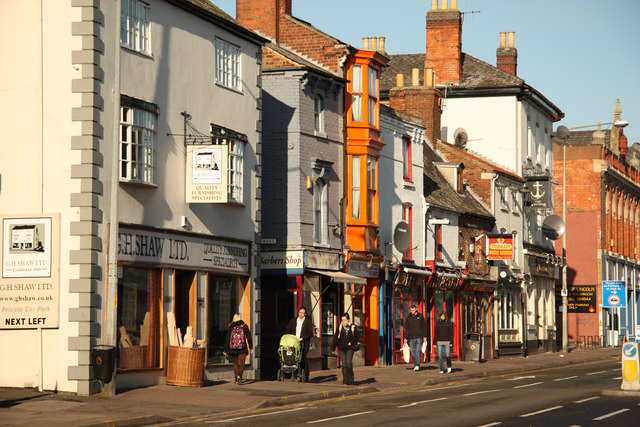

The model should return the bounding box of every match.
[542,214,565,240]
[393,221,411,253]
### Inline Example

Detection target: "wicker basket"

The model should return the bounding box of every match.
[166,346,205,387]
[119,345,148,370]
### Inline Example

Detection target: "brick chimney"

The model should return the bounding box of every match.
[619,129,629,158]
[425,0,462,84]
[388,67,443,146]
[496,31,517,76]
[236,0,292,42]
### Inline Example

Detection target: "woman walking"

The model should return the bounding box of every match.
[331,313,359,385]
[224,313,253,384]
[434,311,454,374]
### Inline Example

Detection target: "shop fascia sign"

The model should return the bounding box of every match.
[260,250,305,275]
[346,260,380,278]
[118,225,249,274]
[486,234,514,260]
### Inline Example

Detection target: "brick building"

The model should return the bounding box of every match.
[553,100,639,347]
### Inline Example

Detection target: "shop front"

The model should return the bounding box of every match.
[460,279,495,361]
[495,274,525,357]
[525,252,559,354]
[116,224,252,390]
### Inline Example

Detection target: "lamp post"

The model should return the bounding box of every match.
[555,120,629,353]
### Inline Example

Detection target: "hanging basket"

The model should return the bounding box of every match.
[166,346,205,387]
[119,345,148,370]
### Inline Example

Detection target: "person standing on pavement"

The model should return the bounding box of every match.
[434,311,454,373]
[331,313,359,385]
[223,313,253,385]
[285,306,314,382]
[403,304,427,371]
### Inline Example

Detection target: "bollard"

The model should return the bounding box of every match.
[621,342,640,391]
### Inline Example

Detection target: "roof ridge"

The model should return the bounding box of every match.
[437,141,522,179]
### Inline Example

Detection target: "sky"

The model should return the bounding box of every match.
[214,0,640,144]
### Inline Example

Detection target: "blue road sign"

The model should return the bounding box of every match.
[602,280,627,308]
[624,343,637,358]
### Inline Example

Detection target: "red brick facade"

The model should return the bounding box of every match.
[388,86,442,147]
[425,9,462,84]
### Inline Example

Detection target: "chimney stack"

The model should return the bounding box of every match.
[425,0,462,84]
[619,130,629,158]
[496,31,517,76]
[236,0,292,42]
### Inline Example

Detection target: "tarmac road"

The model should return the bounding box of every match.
[177,359,638,426]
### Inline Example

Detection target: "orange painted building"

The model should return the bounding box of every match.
[344,43,389,365]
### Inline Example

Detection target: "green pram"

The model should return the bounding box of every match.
[277,334,302,382]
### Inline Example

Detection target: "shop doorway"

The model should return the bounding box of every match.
[461,291,492,360]
[174,270,196,339]
[392,286,425,364]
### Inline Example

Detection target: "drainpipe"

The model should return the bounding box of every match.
[105,0,122,394]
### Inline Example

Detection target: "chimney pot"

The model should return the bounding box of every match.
[411,68,420,86]
[396,73,404,88]
[451,0,458,9]
[424,68,435,88]
[508,31,515,48]
[370,37,377,51]
[379,36,386,54]
[363,37,369,49]
[431,0,438,10]
[499,32,506,48]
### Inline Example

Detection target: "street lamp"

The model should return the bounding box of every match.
[555,120,629,353]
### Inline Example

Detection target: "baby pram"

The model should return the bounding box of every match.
[277,334,302,382]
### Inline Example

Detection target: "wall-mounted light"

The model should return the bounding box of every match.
[181,215,188,228]
[306,176,312,189]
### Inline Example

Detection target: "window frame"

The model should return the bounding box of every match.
[215,37,242,91]
[368,67,378,126]
[351,155,361,219]
[314,178,328,245]
[119,97,157,186]
[314,94,325,136]
[120,0,151,55]
[402,136,412,182]
[402,203,413,261]
[435,223,443,262]
[227,139,244,203]
[366,156,377,223]
[350,65,363,122]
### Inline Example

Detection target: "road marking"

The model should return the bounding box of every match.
[592,408,630,421]
[553,375,578,382]
[574,396,599,403]
[414,384,470,392]
[507,376,536,381]
[398,397,447,408]
[307,411,374,424]
[477,422,502,427]
[612,376,622,380]
[513,381,543,389]
[587,370,607,375]
[520,406,563,417]
[207,407,306,423]
[463,389,502,396]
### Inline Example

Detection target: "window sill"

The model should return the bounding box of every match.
[313,242,330,248]
[314,131,327,139]
[225,200,245,208]
[403,180,415,189]
[215,81,243,94]
[120,180,157,189]
[500,207,509,213]
[120,45,153,59]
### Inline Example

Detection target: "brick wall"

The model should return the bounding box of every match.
[236,0,291,41]
[388,86,442,146]
[425,9,462,84]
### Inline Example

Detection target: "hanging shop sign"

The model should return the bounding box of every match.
[186,144,228,203]
[602,280,626,308]
[526,179,552,209]
[566,285,597,313]
[1,214,60,329]
[486,235,514,260]
[118,225,249,274]
[260,250,305,275]
[346,260,379,279]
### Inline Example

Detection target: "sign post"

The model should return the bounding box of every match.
[603,281,626,347]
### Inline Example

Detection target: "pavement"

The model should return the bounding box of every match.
[0,346,624,426]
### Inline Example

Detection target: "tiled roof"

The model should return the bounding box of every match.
[380,104,424,127]
[552,129,611,146]
[436,141,525,182]
[381,53,523,93]
[423,143,493,219]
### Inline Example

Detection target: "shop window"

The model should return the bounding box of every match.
[117,266,161,370]
[499,293,515,329]
[207,275,238,365]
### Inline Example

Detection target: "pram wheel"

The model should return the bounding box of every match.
[290,372,297,382]
[277,369,283,381]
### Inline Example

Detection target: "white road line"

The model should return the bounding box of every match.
[587,370,607,375]
[398,397,447,408]
[507,376,535,381]
[415,383,470,392]
[207,407,306,423]
[477,422,502,427]
[520,406,563,417]
[513,381,543,389]
[307,411,374,424]
[592,408,630,421]
[574,396,599,403]
[612,376,622,380]
[463,389,502,396]
[553,375,578,382]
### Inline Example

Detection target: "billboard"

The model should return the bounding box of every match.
[486,235,514,260]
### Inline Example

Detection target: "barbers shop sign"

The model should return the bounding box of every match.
[118,225,249,274]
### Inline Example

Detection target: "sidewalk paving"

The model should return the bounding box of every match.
[0,346,622,426]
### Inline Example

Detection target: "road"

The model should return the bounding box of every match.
[171,359,639,426]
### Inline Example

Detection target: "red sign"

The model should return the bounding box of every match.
[486,235,514,260]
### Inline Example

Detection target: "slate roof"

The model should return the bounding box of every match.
[423,143,493,219]
[436,141,525,182]
[552,129,611,146]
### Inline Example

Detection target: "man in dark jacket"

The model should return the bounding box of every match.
[403,304,427,371]
[285,306,314,382]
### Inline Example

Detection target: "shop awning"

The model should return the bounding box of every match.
[306,269,367,285]
[403,267,433,277]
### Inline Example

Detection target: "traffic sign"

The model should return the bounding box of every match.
[602,280,627,308]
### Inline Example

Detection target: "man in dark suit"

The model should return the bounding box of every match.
[285,306,314,382]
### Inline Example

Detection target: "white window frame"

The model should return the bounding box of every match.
[215,38,242,91]
[314,94,325,135]
[228,139,244,203]
[119,104,156,185]
[498,186,509,211]
[314,178,328,245]
[121,0,151,55]
[351,65,362,122]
